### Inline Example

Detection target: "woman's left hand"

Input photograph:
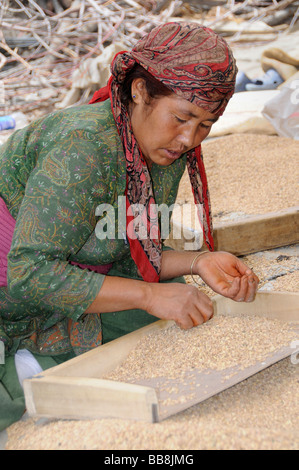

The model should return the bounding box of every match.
[193,251,259,302]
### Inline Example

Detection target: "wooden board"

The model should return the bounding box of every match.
[24,291,299,423]
[166,206,299,255]
[213,206,299,256]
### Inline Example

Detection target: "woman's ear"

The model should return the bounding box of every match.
[131,78,149,104]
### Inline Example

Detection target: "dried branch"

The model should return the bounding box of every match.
[241,0,298,20]
[0,0,298,120]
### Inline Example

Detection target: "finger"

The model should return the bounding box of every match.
[193,298,214,325]
[244,275,259,302]
[176,315,197,330]
[235,274,260,302]
[240,263,260,285]
[218,276,241,299]
[233,275,251,302]
[234,258,258,278]
[190,314,205,328]
[253,273,260,286]
[228,257,250,276]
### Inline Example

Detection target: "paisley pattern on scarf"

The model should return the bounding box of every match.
[131,22,236,116]
[90,21,237,283]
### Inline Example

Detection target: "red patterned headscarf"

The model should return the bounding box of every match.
[90,22,237,282]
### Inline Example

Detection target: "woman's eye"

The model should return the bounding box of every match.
[175,116,187,124]
[200,123,212,130]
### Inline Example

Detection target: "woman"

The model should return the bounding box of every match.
[0,22,259,431]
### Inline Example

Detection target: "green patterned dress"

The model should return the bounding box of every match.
[0,99,187,430]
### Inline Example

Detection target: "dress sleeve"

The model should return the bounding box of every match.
[7,125,110,323]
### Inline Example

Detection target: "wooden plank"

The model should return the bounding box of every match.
[213,206,299,255]
[213,291,299,322]
[166,206,299,255]
[23,292,299,423]
[24,376,159,422]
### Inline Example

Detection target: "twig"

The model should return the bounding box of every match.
[32,32,67,59]
[0,52,7,71]
[288,4,299,30]
[0,0,298,115]
[241,0,298,20]
[0,40,33,71]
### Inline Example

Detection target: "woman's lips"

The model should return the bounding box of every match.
[163,149,182,160]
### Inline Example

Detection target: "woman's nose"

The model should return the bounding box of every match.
[178,125,202,150]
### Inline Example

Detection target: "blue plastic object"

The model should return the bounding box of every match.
[235,70,253,93]
[245,68,284,91]
[0,115,16,131]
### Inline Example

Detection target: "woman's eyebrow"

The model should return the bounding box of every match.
[180,109,219,122]
[206,116,219,123]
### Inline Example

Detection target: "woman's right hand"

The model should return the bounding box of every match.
[145,283,214,330]
[85,276,213,329]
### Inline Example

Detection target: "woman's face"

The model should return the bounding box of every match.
[130,78,219,168]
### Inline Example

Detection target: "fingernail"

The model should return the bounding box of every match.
[237,298,245,302]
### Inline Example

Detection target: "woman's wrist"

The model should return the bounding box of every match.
[190,251,211,278]
[85,276,154,314]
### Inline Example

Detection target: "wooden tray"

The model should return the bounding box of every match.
[24,291,299,423]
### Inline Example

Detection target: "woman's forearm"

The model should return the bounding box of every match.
[84,275,151,314]
[159,249,208,281]
[85,250,208,315]
[84,250,259,323]
[85,271,214,328]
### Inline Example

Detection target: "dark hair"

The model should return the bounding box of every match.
[120,63,172,108]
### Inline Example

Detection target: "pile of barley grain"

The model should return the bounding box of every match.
[176,134,299,221]
[104,314,297,383]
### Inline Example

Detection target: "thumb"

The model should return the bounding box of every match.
[235,258,253,277]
